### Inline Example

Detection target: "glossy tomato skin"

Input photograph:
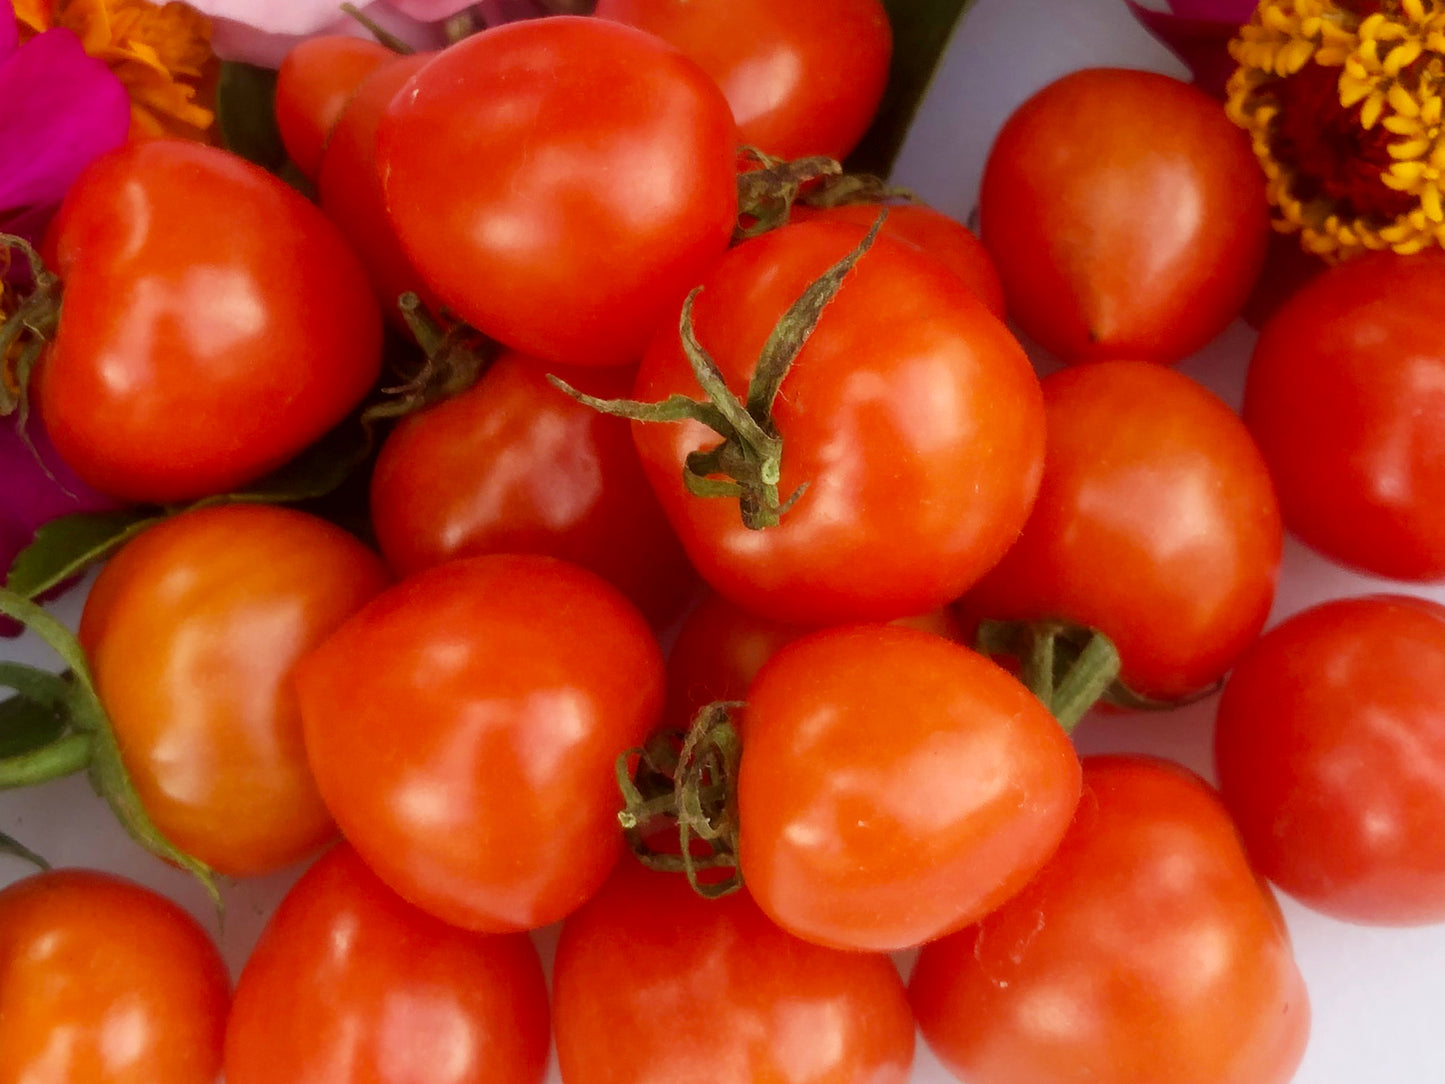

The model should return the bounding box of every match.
[980,67,1268,364]
[632,221,1045,627]
[593,0,890,161]
[0,869,230,1084]
[963,360,1281,701]
[910,756,1310,1084]
[379,17,738,367]
[1216,596,1445,925]
[38,140,382,503]
[295,553,665,932]
[1244,251,1445,579]
[224,844,549,1084]
[738,624,1081,952]
[78,504,390,877]
[275,35,393,180]
[553,860,914,1084]
[789,201,1007,318]
[369,353,696,627]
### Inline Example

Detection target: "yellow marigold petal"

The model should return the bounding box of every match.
[1424,95,1443,126]
[1386,161,1428,187]
[1339,74,1376,107]
[1390,137,1434,159]
[1389,82,1422,117]
[1423,184,1445,222]
[1278,38,1316,76]
[1395,235,1433,254]
[1380,220,1419,244]
[1384,113,1425,135]
[1405,0,1428,22]
[1362,91,1387,130]
[1386,39,1424,77]
[1431,141,1445,168]
[1315,46,1353,66]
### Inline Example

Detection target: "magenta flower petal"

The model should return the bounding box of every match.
[2,1,18,62]
[1123,0,1255,99]
[0,29,129,217]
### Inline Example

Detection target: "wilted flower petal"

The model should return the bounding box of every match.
[208,1,445,65]
[1123,0,1257,98]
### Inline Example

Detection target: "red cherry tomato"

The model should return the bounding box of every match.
[37,140,382,503]
[963,360,1281,701]
[1216,595,1445,925]
[631,221,1045,626]
[789,201,1007,318]
[553,859,915,1083]
[593,0,891,161]
[378,17,738,366]
[738,624,1081,951]
[275,35,393,180]
[980,67,1269,364]
[78,504,390,877]
[911,756,1310,1084]
[295,553,665,932]
[318,51,443,331]
[369,353,696,627]
[1244,251,1445,579]
[0,869,230,1084]
[224,843,550,1084]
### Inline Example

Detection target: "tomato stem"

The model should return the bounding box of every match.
[0,829,49,870]
[1,234,62,423]
[735,147,844,240]
[338,3,416,53]
[0,733,91,788]
[976,619,1123,733]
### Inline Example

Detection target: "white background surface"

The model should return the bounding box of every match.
[4,0,1445,1080]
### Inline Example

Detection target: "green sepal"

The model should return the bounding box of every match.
[216,62,287,173]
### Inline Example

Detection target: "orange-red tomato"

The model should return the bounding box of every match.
[275,35,393,180]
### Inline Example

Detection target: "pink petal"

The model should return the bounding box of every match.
[1123,0,1250,99]
[183,0,354,37]
[0,29,129,216]
[2,1,17,62]
[382,0,478,19]
[209,2,446,65]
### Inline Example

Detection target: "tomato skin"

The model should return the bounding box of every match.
[276,35,394,180]
[369,353,696,627]
[553,860,914,1084]
[77,504,389,877]
[980,67,1269,364]
[295,553,665,932]
[789,202,1007,318]
[1216,595,1445,925]
[963,360,1281,701]
[738,624,1081,952]
[1244,251,1445,579]
[910,756,1310,1084]
[0,869,230,1084]
[378,17,738,367]
[593,0,890,161]
[632,221,1045,626]
[38,140,382,503]
[224,844,550,1084]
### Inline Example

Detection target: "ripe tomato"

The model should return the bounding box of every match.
[294,553,665,932]
[1216,595,1445,925]
[1244,251,1445,579]
[592,0,891,161]
[0,868,230,1084]
[980,67,1269,364]
[224,843,550,1084]
[275,35,394,180]
[378,17,738,367]
[789,201,1007,318]
[37,140,382,503]
[962,360,1281,701]
[631,221,1045,626]
[738,624,1081,952]
[910,756,1310,1084]
[318,51,443,331]
[78,504,390,877]
[369,353,697,627]
[553,859,915,1084]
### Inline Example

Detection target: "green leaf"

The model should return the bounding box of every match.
[0,664,69,759]
[194,413,375,509]
[0,830,49,871]
[217,62,286,172]
[847,0,978,177]
[4,510,161,601]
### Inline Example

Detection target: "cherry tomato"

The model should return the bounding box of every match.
[295,553,665,932]
[593,0,891,161]
[910,756,1310,1084]
[275,35,393,180]
[631,221,1045,626]
[224,843,550,1084]
[0,868,230,1084]
[553,859,914,1083]
[378,17,738,367]
[78,504,390,877]
[37,140,382,503]
[980,67,1269,364]
[1216,595,1445,925]
[1244,251,1445,579]
[962,360,1281,701]
[369,353,697,628]
[789,201,1007,318]
[318,51,443,332]
[738,624,1081,952]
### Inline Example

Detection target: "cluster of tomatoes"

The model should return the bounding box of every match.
[5,1,1445,1082]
